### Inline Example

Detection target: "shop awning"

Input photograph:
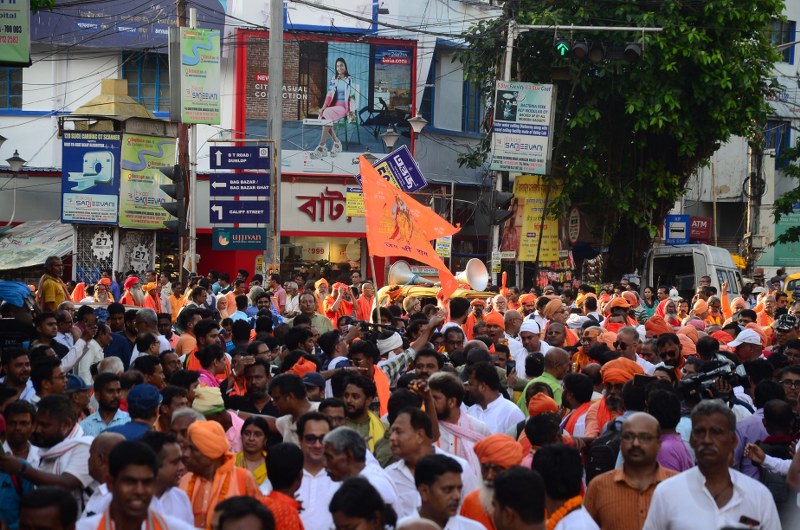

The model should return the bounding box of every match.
[0,221,73,271]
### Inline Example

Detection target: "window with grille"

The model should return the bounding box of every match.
[122,52,170,112]
[0,67,22,110]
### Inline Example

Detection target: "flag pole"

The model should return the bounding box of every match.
[369,254,378,323]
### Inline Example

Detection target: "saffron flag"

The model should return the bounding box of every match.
[359,157,460,299]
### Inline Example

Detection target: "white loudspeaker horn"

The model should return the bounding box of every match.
[388,260,437,286]
[455,258,489,291]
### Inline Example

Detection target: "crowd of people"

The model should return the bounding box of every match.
[0,256,798,529]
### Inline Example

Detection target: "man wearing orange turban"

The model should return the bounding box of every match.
[527,392,558,417]
[180,421,261,528]
[518,293,537,316]
[465,299,486,340]
[645,315,673,337]
[584,358,644,437]
[314,278,329,310]
[543,298,567,322]
[692,299,709,320]
[460,434,525,530]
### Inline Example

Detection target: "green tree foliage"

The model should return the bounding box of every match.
[458,0,783,277]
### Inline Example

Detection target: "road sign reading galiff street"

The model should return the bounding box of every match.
[209,146,270,169]
[210,173,270,197]
[210,200,270,224]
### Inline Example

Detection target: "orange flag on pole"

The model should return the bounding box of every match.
[359,157,460,299]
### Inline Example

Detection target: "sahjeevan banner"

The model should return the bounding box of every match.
[500,175,560,262]
[118,134,177,230]
[61,132,122,225]
[171,26,221,124]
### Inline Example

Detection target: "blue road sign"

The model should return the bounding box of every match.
[209,146,270,170]
[210,173,270,197]
[665,214,690,245]
[210,200,270,224]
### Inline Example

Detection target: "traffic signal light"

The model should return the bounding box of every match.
[158,165,187,236]
[555,39,642,63]
[488,191,515,225]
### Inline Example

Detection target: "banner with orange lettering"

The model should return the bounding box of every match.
[359,157,460,299]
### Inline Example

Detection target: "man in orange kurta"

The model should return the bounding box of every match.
[180,421,261,529]
[324,282,354,329]
[354,281,375,321]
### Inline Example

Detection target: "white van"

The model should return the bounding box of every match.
[641,244,744,301]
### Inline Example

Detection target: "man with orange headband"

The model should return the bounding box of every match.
[324,282,354,329]
[584,357,644,437]
[179,421,260,528]
[518,293,536,317]
[141,282,160,312]
[460,434,525,530]
[314,278,329,310]
[465,299,486,340]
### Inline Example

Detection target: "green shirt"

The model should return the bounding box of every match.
[288,312,333,334]
[517,370,562,412]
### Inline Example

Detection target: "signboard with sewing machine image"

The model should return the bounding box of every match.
[60,131,122,225]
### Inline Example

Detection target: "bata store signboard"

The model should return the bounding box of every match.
[235,30,416,176]
[280,180,366,234]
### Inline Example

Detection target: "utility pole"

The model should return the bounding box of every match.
[176,0,188,281]
[268,0,283,272]
[188,7,198,276]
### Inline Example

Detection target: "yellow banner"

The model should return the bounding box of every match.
[517,176,560,262]
[346,187,365,217]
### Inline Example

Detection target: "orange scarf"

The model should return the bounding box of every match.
[563,401,593,436]
[373,366,390,417]
[182,454,249,529]
[595,396,621,434]
[97,507,167,530]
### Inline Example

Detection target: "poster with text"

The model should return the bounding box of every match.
[118,134,177,229]
[518,177,560,263]
[490,82,556,174]
[0,0,30,66]
[61,132,122,224]
[172,27,221,124]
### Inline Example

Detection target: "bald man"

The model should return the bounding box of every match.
[84,432,125,517]
[397,519,442,530]
[504,310,523,340]
[518,348,571,408]
[585,413,677,530]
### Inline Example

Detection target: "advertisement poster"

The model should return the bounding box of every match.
[490,82,556,174]
[0,0,30,66]
[516,176,560,262]
[238,30,415,176]
[119,134,177,229]
[61,132,122,224]
[500,175,559,259]
[173,27,221,124]
[774,206,800,266]
[349,146,428,217]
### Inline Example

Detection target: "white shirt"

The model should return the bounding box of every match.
[55,331,75,350]
[2,441,40,468]
[643,466,780,530]
[555,506,599,530]
[78,339,105,385]
[510,339,550,379]
[467,395,525,434]
[129,335,173,364]
[437,413,490,479]
[82,483,111,518]
[38,425,93,509]
[151,487,194,526]
[275,401,320,445]
[385,446,480,519]
[360,463,398,505]
[635,355,656,375]
[0,377,36,402]
[297,467,339,530]
[286,294,300,315]
[398,512,487,530]
[77,511,194,530]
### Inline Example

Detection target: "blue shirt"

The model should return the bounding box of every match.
[105,420,151,441]
[0,470,34,529]
[230,310,249,322]
[104,332,133,370]
[110,281,121,302]
[80,409,131,437]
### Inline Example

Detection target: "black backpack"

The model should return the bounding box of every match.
[585,418,622,483]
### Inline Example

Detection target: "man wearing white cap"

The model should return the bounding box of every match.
[377,332,405,358]
[728,329,765,363]
[512,320,550,379]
